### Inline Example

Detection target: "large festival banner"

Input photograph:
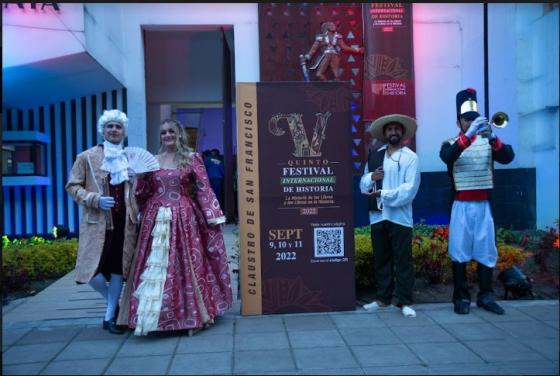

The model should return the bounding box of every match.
[362,3,416,148]
[237,82,355,315]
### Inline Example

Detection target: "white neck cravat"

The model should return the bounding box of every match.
[101,141,129,185]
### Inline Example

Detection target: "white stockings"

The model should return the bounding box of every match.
[89,273,124,321]
[106,274,124,321]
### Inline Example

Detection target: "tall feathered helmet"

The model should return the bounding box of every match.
[456,88,480,121]
[97,109,129,136]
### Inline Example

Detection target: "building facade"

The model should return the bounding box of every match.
[2,3,558,236]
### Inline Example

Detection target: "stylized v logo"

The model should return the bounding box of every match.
[268,112,332,157]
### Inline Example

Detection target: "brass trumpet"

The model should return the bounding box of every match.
[489,111,509,128]
[479,112,508,138]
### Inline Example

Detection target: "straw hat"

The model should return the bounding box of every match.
[367,114,417,142]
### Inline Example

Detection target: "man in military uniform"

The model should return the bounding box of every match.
[440,88,515,315]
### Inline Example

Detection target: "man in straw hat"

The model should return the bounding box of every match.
[440,88,514,315]
[360,114,420,318]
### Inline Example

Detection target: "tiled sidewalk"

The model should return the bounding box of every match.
[3,225,559,375]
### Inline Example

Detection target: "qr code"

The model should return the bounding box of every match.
[314,227,344,258]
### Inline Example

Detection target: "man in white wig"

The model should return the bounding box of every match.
[66,109,139,334]
[360,114,421,318]
[440,88,514,315]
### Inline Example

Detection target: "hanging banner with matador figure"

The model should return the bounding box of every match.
[236,82,355,315]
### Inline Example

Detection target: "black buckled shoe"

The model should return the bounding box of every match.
[103,318,125,334]
[453,299,471,314]
[477,295,505,315]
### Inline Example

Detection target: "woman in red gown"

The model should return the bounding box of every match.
[119,119,233,336]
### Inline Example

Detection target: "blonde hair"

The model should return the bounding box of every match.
[159,119,193,168]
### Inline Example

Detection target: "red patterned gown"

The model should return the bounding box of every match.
[127,153,232,335]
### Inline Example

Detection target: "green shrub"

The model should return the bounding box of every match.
[412,234,452,284]
[412,219,437,238]
[354,226,371,237]
[2,238,78,293]
[497,244,527,271]
[354,234,374,289]
[496,227,524,245]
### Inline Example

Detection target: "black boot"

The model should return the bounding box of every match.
[476,263,505,315]
[452,262,471,314]
[102,304,125,334]
[105,318,125,334]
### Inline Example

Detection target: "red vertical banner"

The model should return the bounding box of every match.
[362,3,416,150]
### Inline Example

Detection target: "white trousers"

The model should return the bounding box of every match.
[448,200,497,268]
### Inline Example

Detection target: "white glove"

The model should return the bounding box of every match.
[465,116,487,137]
[99,196,115,211]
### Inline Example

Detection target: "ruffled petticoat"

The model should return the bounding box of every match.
[133,207,172,336]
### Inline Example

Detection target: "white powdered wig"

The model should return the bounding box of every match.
[97,109,129,136]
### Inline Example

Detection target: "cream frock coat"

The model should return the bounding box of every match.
[65,145,139,284]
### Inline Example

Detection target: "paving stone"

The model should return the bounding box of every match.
[377,311,436,327]
[117,335,178,357]
[236,371,297,375]
[176,333,233,353]
[330,313,387,328]
[515,305,559,322]
[3,342,67,365]
[441,322,513,341]
[428,363,501,375]
[169,352,232,375]
[520,338,560,362]
[54,339,121,361]
[464,339,546,362]
[2,327,32,346]
[193,318,235,336]
[284,315,335,331]
[3,320,44,329]
[301,368,366,375]
[293,346,359,370]
[408,342,483,365]
[391,324,456,343]
[17,326,81,345]
[235,331,290,351]
[288,329,346,348]
[363,365,431,375]
[235,315,285,333]
[352,344,420,367]
[491,360,560,375]
[41,358,111,375]
[39,318,102,327]
[472,306,536,322]
[105,355,172,375]
[2,362,45,375]
[234,349,296,373]
[493,321,560,339]
[339,326,401,346]
[425,309,487,324]
[73,326,131,342]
